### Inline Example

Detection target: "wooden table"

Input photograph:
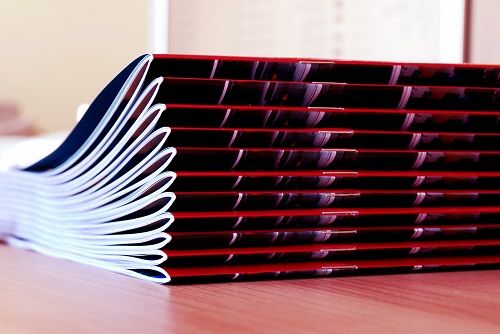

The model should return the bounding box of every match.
[1,244,500,334]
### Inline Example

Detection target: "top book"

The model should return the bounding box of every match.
[1,54,500,284]
[148,54,500,86]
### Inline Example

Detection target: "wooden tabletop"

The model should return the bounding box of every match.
[1,244,500,334]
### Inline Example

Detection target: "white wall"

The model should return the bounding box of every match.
[470,0,500,63]
[0,0,148,132]
[168,0,446,61]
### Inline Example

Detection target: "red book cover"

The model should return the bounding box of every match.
[2,54,500,284]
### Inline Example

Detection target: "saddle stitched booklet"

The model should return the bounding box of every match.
[1,54,500,283]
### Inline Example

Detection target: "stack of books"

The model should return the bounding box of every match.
[1,54,500,283]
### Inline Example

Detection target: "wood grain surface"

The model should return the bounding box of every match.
[1,244,500,334]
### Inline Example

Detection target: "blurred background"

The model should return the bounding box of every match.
[0,0,498,134]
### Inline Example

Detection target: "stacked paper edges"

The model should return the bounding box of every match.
[1,54,500,283]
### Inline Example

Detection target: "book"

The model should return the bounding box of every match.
[1,54,500,284]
